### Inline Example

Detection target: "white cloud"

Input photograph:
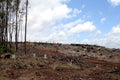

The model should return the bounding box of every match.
[110,25,120,34]
[100,17,106,23]
[106,25,120,48]
[27,0,73,41]
[72,8,82,17]
[81,39,108,47]
[81,24,120,48]
[69,22,96,34]
[95,30,102,37]
[108,0,120,6]
[45,19,97,43]
[46,19,83,42]
[48,31,67,42]
[28,0,72,30]
[25,0,120,48]
[64,19,83,28]
[27,0,94,43]
[26,0,98,43]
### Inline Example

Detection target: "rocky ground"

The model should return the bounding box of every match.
[0,42,120,80]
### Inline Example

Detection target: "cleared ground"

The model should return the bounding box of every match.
[0,43,120,80]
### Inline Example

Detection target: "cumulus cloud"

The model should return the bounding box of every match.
[109,25,120,34]
[26,0,86,42]
[26,0,120,49]
[48,31,67,42]
[81,24,120,48]
[27,0,72,41]
[108,0,120,6]
[106,24,120,48]
[45,19,97,43]
[100,17,106,23]
[28,0,71,30]
[69,22,96,34]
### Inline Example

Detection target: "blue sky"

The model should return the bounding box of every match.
[27,0,120,48]
[69,0,120,32]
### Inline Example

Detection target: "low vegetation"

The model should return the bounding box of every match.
[0,42,120,80]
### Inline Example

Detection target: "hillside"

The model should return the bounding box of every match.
[0,43,120,80]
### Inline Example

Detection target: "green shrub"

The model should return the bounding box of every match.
[7,48,16,54]
[0,45,16,54]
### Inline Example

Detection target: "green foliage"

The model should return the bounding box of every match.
[7,48,16,54]
[0,45,6,53]
[0,45,16,54]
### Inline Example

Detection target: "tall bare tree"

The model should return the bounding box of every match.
[25,0,28,54]
[0,0,28,53]
[14,0,20,51]
[0,0,6,46]
[5,0,8,49]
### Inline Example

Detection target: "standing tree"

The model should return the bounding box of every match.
[0,0,29,53]
[24,0,28,54]
[14,0,20,51]
[0,0,6,46]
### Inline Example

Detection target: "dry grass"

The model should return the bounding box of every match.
[0,77,9,80]
[50,61,80,70]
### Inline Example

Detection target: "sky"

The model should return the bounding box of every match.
[27,0,120,48]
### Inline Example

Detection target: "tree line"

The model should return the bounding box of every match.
[0,0,28,53]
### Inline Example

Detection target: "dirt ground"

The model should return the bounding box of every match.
[0,43,120,80]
